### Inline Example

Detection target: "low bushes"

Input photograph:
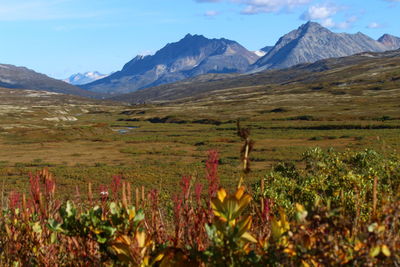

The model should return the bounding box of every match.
[0,149,399,266]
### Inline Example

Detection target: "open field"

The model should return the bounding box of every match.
[0,75,399,197]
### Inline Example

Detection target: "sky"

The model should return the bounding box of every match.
[0,0,399,79]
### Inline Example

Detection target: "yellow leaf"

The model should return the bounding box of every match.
[129,208,136,221]
[301,260,310,267]
[369,246,380,258]
[217,188,227,202]
[142,256,150,267]
[136,231,146,248]
[295,203,305,212]
[310,259,319,267]
[235,186,245,200]
[211,199,225,215]
[115,235,131,245]
[284,247,296,256]
[90,226,102,235]
[295,203,308,222]
[381,245,391,257]
[110,242,132,263]
[354,240,364,251]
[243,243,251,254]
[154,253,165,262]
[279,209,290,231]
[271,218,283,241]
[238,195,252,212]
[241,232,257,243]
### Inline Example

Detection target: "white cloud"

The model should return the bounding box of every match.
[367,22,383,29]
[321,16,357,30]
[299,3,357,30]
[300,3,339,20]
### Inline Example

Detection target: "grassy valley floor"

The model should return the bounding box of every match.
[0,84,399,198]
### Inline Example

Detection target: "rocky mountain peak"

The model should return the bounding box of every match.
[299,21,327,33]
[82,34,258,94]
[250,22,387,71]
[378,34,400,50]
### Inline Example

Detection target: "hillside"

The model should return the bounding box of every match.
[0,64,97,97]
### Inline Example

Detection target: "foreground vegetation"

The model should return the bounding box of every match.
[1,146,399,266]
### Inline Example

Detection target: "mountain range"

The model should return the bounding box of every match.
[83,22,400,95]
[110,48,400,104]
[250,21,390,71]
[1,21,400,99]
[81,34,259,95]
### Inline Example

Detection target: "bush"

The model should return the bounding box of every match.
[254,148,400,221]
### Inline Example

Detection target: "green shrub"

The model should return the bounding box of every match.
[254,148,400,221]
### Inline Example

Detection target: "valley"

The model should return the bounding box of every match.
[1,49,399,197]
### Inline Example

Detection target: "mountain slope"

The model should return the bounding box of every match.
[251,22,387,71]
[110,49,400,104]
[82,34,259,95]
[378,34,400,50]
[64,71,109,85]
[0,64,96,97]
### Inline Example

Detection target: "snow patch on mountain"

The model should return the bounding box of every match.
[253,50,267,57]
[64,71,110,85]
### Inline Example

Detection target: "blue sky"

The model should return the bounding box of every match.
[0,0,399,79]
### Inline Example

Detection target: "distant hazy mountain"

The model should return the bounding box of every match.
[64,71,109,85]
[251,21,388,71]
[0,64,96,97]
[82,34,259,95]
[378,34,400,50]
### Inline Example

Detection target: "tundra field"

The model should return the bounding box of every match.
[0,69,399,197]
